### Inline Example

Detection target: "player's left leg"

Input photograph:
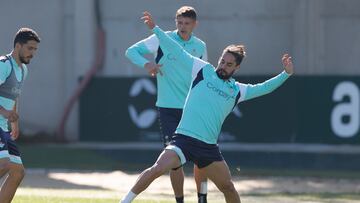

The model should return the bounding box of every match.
[202,160,240,203]
[158,107,185,202]
[0,132,25,203]
[194,164,208,203]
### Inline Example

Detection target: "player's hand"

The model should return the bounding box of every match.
[141,11,156,30]
[282,54,294,75]
[10,121,19,140]
[3,110,19,122]
[144,62,163,77]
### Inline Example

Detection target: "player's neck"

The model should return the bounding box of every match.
[177,32,191,41]
[11,51,23,68]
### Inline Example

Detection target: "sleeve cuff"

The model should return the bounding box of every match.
[152,26,161,34]
[140,61,149,68]
[283,70,292,77]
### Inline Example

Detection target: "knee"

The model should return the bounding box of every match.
[10,165,26,180]
[18,166,26,179]
[148,164,167,178]
[218,181,237,194]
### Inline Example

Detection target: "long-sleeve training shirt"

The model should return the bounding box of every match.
[126,30,207,109]
[152,26,290,144]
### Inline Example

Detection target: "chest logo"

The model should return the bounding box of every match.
[167,54,176,61]
[206,82,235,101]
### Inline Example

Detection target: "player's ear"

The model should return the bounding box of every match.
[15,42,22,50]
[193,20,198,28]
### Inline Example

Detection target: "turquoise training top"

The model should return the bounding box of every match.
[152,26,291,144]
[126,30,207,109]
[0,54,28,131]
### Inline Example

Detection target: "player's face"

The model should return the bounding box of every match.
[175,16,197,39]
[18,40,38,64]
[216,52,240,80]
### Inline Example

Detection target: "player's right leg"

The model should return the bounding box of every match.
[194,164,208,203]
[120,148,183,203]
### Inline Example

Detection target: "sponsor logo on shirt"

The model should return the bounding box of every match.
[167,54,176,61]
[206,82,235,101]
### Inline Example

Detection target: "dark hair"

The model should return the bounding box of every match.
[176,6,197,20]
[223,44,246,65]
[13,28,41,48]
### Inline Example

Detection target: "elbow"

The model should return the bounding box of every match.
[125,48,132,59]
[125,45,138,59]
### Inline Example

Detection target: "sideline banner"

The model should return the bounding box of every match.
[80,76,360,144]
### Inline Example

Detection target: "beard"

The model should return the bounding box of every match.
[216,68,234,80]
[19,55,31,64]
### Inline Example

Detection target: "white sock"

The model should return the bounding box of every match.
[120,191,137,203]
[200,181,208,194]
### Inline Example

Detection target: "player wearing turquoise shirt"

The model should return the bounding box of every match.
[0,28,40,203]
[126,7,207,109]
[120,12,294,203]
[126,6,208,203]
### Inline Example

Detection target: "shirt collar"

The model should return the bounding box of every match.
[173,30,194,44]
[8,52,22,69]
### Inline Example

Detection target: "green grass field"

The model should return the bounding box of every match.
[12,188,360,203]
[14,196,118,203]
[13,198,169,203]
[11,143,360,203]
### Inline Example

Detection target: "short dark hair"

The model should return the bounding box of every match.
[176,6,197,20]
[223,44,246,65]
[13,28,41,48]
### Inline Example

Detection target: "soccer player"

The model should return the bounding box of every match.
[120,12,294,203]
[126,6,209,203]
[0,28,40,203]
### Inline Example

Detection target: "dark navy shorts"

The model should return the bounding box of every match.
[0,128,22,164]
[158,107,182,146]
[166,134,224,168]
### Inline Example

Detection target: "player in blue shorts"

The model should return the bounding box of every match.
[126,6,208,203]
[0,28,40,203]
[120,12,294,203]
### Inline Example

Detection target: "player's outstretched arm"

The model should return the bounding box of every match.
[141,11,194,68]
[241,54,294,101]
